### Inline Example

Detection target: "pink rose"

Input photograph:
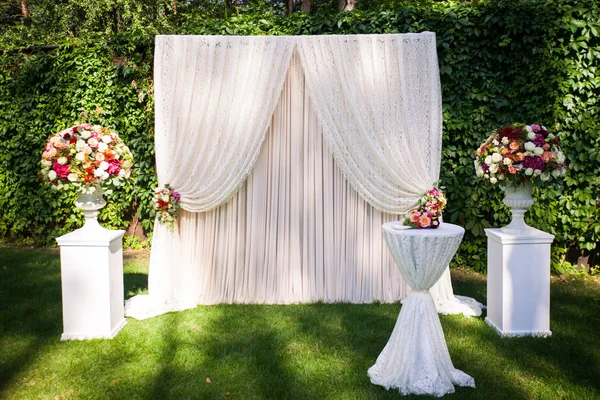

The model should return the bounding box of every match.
[52,161,70,179]
[409,212,420,224]
[419,215,431,228]
[107,160,121,176]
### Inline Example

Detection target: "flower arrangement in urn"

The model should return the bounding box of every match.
[474,123,566,187]
[403,188,447,229]
[41,123,133,193]
[154,184,181,231]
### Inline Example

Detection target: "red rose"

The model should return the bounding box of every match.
[69,137,77,144]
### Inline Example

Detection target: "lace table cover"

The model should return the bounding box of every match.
[368,222,475,397]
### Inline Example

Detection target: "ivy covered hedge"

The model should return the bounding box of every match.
[0,0,598,271]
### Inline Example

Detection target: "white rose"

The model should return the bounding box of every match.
[76,140,86,151]
[84,145,92,155]
[42,160,52,167]
[525,168,534,176]
[57,157,68,165]
[98,143,109,153]
[498,174,505,180]
[489,163,499,174]
[525,125,533,133]
[80,130,91,140]
[534,169,542,176]
[484,173,490,179]
[101,171,109,180]
[88,138,99,147]
[552,169,561,178]
[540,172,550,181]
[490,177,498,184]
[501,137,509,145]
[75,152,85,161]
[67,173,78,182]
[476,166,484,178]
[491,153,502,163]
[118,169,127,178]
[100,161,109,170]
[524,142,536,152]
[102,135,112,144]
[48,170,57,180]
[533,147,544,156]
[527,131,536,140]
[485,155,493,166]
[503,158,512,166]
[493,139,499,146]
[556,151,565,163]
[94,169,104,177]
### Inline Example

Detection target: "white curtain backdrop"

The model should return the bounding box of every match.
[126,33,443,319]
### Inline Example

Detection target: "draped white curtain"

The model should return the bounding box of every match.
[126,33,443,319]
[297,33,442,213]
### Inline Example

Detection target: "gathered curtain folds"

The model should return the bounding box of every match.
[125,33,443,319]
[296,33,442,214]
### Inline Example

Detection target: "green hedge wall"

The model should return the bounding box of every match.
[0,0,598,271]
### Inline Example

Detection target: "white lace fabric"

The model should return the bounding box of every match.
[297,33,442,214]
[368,222,475,396]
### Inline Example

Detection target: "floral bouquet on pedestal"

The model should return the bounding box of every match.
[474,123,566,187]
[41,123,133,193]
[403,188,447,229]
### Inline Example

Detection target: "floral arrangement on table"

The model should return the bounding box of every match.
[153,184,181,231]
[474,123,566,187]
[40,123,133,193]
[403,188,447,229]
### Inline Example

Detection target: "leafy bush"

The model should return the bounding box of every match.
[0,0,598,272]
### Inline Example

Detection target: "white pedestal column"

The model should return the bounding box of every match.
[485,228,554,337]
[57,225,126,340]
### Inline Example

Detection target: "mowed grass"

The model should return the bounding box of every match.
[0,246,599,400]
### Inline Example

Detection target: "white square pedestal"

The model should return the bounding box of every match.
[57,224,126,340]
[485,228,554,337]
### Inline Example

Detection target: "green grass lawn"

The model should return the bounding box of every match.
[0,246,599,400]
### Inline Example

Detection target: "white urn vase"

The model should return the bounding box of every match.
[75,184,107,231]
[501,181,534,233]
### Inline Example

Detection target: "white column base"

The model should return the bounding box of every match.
[57,224,126,341]
[485,228,554,338]
[61,318,127,341]
[485,316,551,338]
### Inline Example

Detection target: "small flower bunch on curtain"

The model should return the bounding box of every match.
[403,188,447,229]
[41,123,133,193]
[474,123,566,187]
[154,184,181,231]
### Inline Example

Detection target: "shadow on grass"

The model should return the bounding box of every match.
[123,272,148,298]
[0,248,62,393]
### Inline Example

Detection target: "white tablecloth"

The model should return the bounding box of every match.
[368,222,475,396]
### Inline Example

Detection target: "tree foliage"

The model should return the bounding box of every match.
[0,0,598,271]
